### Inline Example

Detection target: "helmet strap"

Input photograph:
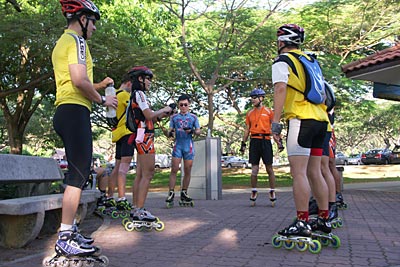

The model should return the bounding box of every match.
[77,15,89,40]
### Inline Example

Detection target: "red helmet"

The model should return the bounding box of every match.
[60,0,100,20]
[128,66,153,79]
[277,24,305,45]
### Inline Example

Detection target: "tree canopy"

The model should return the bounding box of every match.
[0,0,399,158]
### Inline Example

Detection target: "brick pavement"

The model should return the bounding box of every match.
[1,182,400,267]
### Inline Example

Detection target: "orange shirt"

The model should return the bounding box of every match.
[245,106,274,140]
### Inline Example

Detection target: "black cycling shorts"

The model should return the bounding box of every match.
[248,138,273,165]
[53,104,92,189]
[115,134,135,160]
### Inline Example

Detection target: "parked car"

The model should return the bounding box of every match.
[58,159,68,169]
[129,161,137,169]
[335,152,348,165]
[155,154,171,168]
[389,145,400,164]
[361,148,391,165]
[347,153,362,165]
[221,156,249,168]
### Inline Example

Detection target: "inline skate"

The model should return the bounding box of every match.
[96,197,117,217]
[336,192,348,210]
[165,190,175,208]
[110,198,131,219]
[269,189,277,207]
[309,217,341,248]
[123,208,165,232]
[42,230,109,267]
[271,220,322,254]
[308,197,343,228]
[179,190,194,207]
[250,190,258,207]
[328,202,343,228]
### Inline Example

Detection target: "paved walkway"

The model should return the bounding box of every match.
[1,182,400,267]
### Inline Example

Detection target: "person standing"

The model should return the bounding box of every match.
[240,88,278,207]
[104,71,136,213]
[52,0,117,258]
[126,66,174,222]
[165,94,201,208]
[271,24,331,237]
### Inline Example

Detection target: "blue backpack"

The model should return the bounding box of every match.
[277,52,327,105]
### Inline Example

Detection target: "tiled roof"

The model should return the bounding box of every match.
[341,43,400,73]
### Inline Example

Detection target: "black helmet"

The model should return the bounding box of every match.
[277,24,305,46]
[250,88,266,97]
[128,66,153,79]
[60,0,100,20]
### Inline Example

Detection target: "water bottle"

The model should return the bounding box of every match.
[105,84,116,118]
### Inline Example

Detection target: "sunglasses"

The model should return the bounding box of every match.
[251,96,259,99]
[86,17,96,25]
[179,103,188,107]
[145,76,152,81]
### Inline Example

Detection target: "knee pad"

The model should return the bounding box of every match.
[118,162,130,176]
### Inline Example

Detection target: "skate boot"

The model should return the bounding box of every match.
[71,224,94,245]
[250,190,258,207]
[272,220,321,254]
[336,192,348,209]
[179,190,194,207]
[328,203,343,228]
[124,208,165,232]
[96,192,107,207]
[308,196,319,216]
[269,189,277,207]
[97,197,117,216]
[309,217,341,248]
[42,230,109,267]
[165,190,175,208]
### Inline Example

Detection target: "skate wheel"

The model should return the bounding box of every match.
[121,218,130,226]
[56,256,69,267]
[70,260,83,267]
[331,222,337,229]
[111,211,119,219]
[190,201,194,207]
[283,240,295,250]
[155,221,165,231]
[320,237,330,246]
[308,240,321,254]
[120,211,129,219]
[135,225,145,232]
[337,219,343,228]
[125,222,135,232]
[271,235,282,248]
[83,260,95,267]
[42,256,55,267]
[98,255,109,267]
[295,240,308,252]
[331,235,341,248]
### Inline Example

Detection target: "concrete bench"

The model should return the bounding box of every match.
[0,154,99,248]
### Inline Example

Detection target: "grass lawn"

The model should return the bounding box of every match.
[124,164,400,192]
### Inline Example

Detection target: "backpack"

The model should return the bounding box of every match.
[125,90,146,133]
[106,90,125,129]
[324,81,336,112]
[277,52,326,105]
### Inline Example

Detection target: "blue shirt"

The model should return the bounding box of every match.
[169,112,200,144]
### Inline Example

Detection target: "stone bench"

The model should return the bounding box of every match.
[0,154,99,248]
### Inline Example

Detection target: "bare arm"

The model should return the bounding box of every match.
[272,82,287,142]
[69,64,117,108]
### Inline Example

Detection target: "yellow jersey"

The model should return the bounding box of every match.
[52,29,94,111]
[274,49,329,123]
